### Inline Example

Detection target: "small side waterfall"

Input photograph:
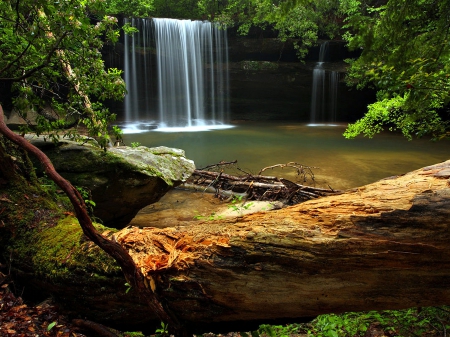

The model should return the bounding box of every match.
[123,18,229,131]
[309,41,339,124]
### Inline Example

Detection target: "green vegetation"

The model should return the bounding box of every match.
[228,195,254,215]
[249,306,450,337]
[193,212,224,221]
[341,0,450,140]
[118,306,450,336]
[131,141,142,148]
[0,0,126,149]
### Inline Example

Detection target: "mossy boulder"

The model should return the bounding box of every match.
[28,136,195,228]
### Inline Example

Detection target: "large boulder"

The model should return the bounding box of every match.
[28,136,195,227]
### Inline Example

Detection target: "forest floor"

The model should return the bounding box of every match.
[0,271,87,337]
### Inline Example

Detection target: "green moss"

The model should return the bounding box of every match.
[29,216,121,281]
[241,60,279,71]
[1,181,121,284]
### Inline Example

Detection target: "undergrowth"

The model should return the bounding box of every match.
[247,306,450,337]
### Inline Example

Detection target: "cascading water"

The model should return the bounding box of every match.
[122,18,230,132]
[309,41,340,125]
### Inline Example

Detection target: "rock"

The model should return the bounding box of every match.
[5,107,60,130]
[27,136,195,227]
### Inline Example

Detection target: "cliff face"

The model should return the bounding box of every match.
[104,35,375,123]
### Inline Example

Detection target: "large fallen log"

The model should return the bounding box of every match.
[112,159,450,330]
[4,159,450,333]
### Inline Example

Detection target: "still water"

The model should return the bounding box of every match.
[122,121,449,191]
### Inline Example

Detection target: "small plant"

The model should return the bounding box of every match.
[123,332,145,337]
[155,321,169,337]
[124,282,132,294]
[39,174,58,196]
[193,212,224,221]
[228,195,253,215]
[131,141,141,148]
[76,186,96,216]
[47,321,57,331]
[112,125,124,146]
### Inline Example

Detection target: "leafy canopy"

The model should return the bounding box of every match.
[0,0,126,148]
[341,0,450,139]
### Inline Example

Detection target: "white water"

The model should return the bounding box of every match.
[123,18,230,131]
[309,41,339,123]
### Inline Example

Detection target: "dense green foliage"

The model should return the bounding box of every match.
[0,0,126,147]
[248,306,450,337]
[341,0,450,139]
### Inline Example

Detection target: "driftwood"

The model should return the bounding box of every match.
[186,161,340,205]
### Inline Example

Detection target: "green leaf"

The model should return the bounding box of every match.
[47,321,57,331]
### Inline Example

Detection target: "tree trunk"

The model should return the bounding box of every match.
[3,154,450,332]
[113,159,450,330]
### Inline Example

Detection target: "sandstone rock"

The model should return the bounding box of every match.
[27,136,195,227]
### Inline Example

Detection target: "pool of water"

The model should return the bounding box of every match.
[122,121,449,190]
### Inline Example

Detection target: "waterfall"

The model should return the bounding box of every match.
[309,41,339,124]
[123,18,154,122]
[123,18,229,131]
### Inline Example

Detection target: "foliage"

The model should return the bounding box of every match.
[213,0,342,60]
[246,306,450,337]
[341,0,450,140]
[131,141,141,148]
[105,0,155,17]
[228,195,254,215]
[76,186,96,216]
[0,0,126,149]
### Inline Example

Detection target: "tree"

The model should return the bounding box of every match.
[340,0,450,140]
[0,0,125,147]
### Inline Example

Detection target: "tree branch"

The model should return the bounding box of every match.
[0,32,69,82]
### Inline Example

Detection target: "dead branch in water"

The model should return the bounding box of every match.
[185,161,341,205]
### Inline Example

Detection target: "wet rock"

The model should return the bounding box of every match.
[28,136,195,227]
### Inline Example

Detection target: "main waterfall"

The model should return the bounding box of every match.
[123,18,230,132]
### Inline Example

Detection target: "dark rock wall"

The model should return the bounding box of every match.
[104,32,376,123]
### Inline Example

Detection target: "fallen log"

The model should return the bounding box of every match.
[4,159,450,333]
[113,159,450,330]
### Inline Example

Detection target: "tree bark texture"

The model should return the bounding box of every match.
[112,160,450,327]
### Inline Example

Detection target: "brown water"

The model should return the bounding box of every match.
[122,122,449,227]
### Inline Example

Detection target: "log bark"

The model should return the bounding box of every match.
[112,160,450,330]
